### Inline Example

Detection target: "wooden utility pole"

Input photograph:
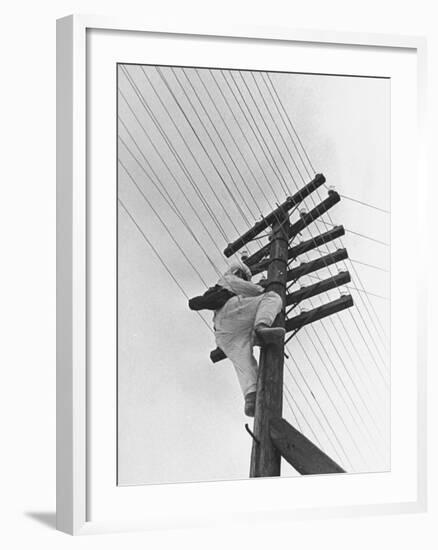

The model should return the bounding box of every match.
[250,215,290,478]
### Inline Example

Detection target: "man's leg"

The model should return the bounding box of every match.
[254,291,283,326]
[254,291,285,345]
[216,334,258,417]
[228,344,258,418]
[226,341,258,398]
[214,294,282,416]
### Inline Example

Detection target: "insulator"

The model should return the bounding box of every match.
[299,208,307,217]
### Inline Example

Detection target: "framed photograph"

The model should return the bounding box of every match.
[57,15,427,535]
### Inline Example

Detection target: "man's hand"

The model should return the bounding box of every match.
[258,278,269,289]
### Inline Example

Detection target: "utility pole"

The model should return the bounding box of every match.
[192,175,355,477]
[250,215,290,478]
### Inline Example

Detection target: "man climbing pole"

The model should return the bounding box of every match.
[189,259,285,417]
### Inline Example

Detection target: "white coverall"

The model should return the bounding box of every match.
[213,271,283,397]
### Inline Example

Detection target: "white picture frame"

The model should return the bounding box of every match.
[56,14,428,535]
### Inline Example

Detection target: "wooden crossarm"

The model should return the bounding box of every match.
[245,190,341,266]
[210,347,226,363]
[286,271,351,306]
[223,174,326,258]
[285,294,353,333]
[286,248,348,283]
[250,225,345,275]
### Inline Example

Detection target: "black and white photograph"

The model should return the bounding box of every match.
[117,63,390,485]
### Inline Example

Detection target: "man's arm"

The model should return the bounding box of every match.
[225,274,264,297]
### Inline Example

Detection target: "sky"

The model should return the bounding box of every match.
[117,63,390,485]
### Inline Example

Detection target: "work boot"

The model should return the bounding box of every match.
[244,391,256,417]
[254,324,285,346]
